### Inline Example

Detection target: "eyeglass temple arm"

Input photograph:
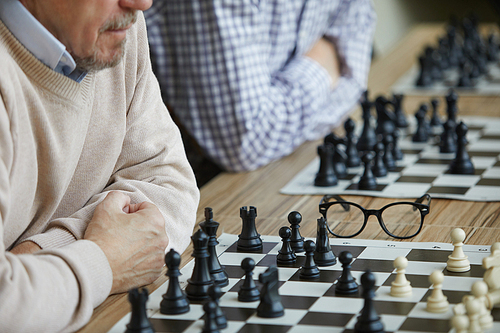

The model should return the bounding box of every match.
[320,195,351,212]
[414,194,431,205]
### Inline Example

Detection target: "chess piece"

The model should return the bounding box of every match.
[440,120,456,153]
[160,249,190,315]
[382,134,396,171]
[392,93,408,128]
[299,240,320,280]
[390,256,412,297]
[372,142,387,178]
[483,242,500,293]
[487,33,499,61]
[202,301,220,333]
[457,60,473,88]
[257,266,284,318]
[314,144,338,187]
[288,211,304,253]
[357,91,377,152]
[335,251,358,294]
[449,122,475,175]
[392,129,404,161]
[412,107,429,143]
[426,270,449,313]
[375,96,396,136]
[450,314,469,333]
[237,206,263,252]
[471,281,493,330]
[447,228,471,272]
[344,118,361,167]
[276,226,297,266]
[430,98,442,127]
[185,229,213,301]
[358,152,377,190]
[326,140,348,179]
[314,217,337,266]
[125,288,154,333]
[199,207,229,287]
[416,54,433,87]
[238,258,260,302]
[207,285,227,329]
[354,270,385,333]
[446,90,458,125]
[465,298,482,333]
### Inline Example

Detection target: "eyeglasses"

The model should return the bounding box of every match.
[319,194,431,239]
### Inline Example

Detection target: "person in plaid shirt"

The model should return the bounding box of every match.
[145,0,376,182]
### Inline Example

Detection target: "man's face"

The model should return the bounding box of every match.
[21,0,152,71]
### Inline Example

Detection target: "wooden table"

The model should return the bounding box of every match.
[78,23,500,333]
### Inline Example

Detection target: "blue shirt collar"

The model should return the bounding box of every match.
[0,0,86,82]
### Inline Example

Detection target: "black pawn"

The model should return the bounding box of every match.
[277,226,296,266]
[314,144,338,187]
[357,91,377,152]
[429,98,442,127]
[160,250,190,315]
[416,54,433,87]
[125,288,154,333]
[207,285,227,329]
[446,90,458,124]
[412,108,429,143]
[354,271,385,333]
[288,211,304,253]
[344,118,361,167]
[300,240,320,280]
[372,142,387,178]
[238,258,260,302]
[314,217,337,266]
[335,251,359,294]
[257,266,284,318]
[185,229,213,301]
[202,301,220,333]
[237,206,263,252]
[199,208,229,287]
[392,93,408,128]
[392,129,404,161]
[358,152,377,190]
[440,120,457,153]
[449,122,475,174]
[457,60,473,88]
[382,134,396,171]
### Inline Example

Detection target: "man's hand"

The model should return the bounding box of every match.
[84,191,169,294]
[10,241,42,255]
[304,37,341,89]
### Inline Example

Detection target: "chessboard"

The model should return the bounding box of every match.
[391,63,500,96]
[108,233,499,333]
[280,116,500,201]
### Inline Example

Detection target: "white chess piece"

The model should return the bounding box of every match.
[483,242,500,291]
[426,270,449,313]
[450,314,469,333]
[465,298,483,333]
[390,256,412,297]
[446,228,471,272]
[471,281,493,330]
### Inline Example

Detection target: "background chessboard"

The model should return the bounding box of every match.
[108,233,499,333]
[391,63,500,96]
[280,116,500,201]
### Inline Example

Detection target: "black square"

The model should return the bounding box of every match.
[398,317,450,332]
[323,284,364,298]
[427,186,469,195]
[226,242,278,254]
[298,312,354,327]
[150,318,194,333]
[331,245,367,258]
[476,178,500,186]
[288,269,341,283]
[350,259,395,272]
[468,151,500,157]
[373,300,416,315]
[346,184,387,192]
[238,324,292,333]
[416,158,451,165]
[406,249,452,262]
[220,307,255,321]
[444,264,485,278]
[421,289,470,304]
[280,295,319,310]
[225,265,245,279]
[396,175,436,183]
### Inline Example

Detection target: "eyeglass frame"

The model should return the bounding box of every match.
[318,194,431,239]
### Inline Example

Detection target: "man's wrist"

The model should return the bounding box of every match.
[10,241,42,254]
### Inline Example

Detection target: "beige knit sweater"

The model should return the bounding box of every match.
[0,13,199,333]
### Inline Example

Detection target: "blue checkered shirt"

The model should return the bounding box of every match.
[145,0,376,172]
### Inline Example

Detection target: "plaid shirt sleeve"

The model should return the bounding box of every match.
[145,0,376,172]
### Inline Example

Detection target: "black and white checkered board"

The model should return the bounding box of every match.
[280,116,500,201]
[391,63,500,96]
[108,233,499,333]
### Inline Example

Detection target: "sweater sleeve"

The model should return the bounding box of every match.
[25,13,200,256]
[145,0,375,172]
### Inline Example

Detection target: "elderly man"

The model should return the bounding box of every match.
[0,0,199,332]
[145,0,376,180]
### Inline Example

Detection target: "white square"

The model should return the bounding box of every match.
[279,281,333,297]
[381,183,431,197]
[151,303,204,320]
[442,276,483,291]
[309,296,364,314]
[289,325,344,333]
[374,286,429,303]
[402,164,450,176]
[345,313,407,332]
[356,247,411,261]
[432,174,481,187]
[465,186,500,201]
[407,302,453,319]
[218,252,266,266]
[404,261,447,275]
[220,291,259,308]
[350,272,391,286]
[470,156,498,168]
[481,167,500,178]
[469,140,500,152]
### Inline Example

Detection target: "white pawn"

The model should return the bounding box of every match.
[446,228,471,272]
[483,242,500,292]
[390,256,412,297]
[471,281,493,330]
[426,270,449,313]
[450,314,469,333]
[465,298,483,333]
